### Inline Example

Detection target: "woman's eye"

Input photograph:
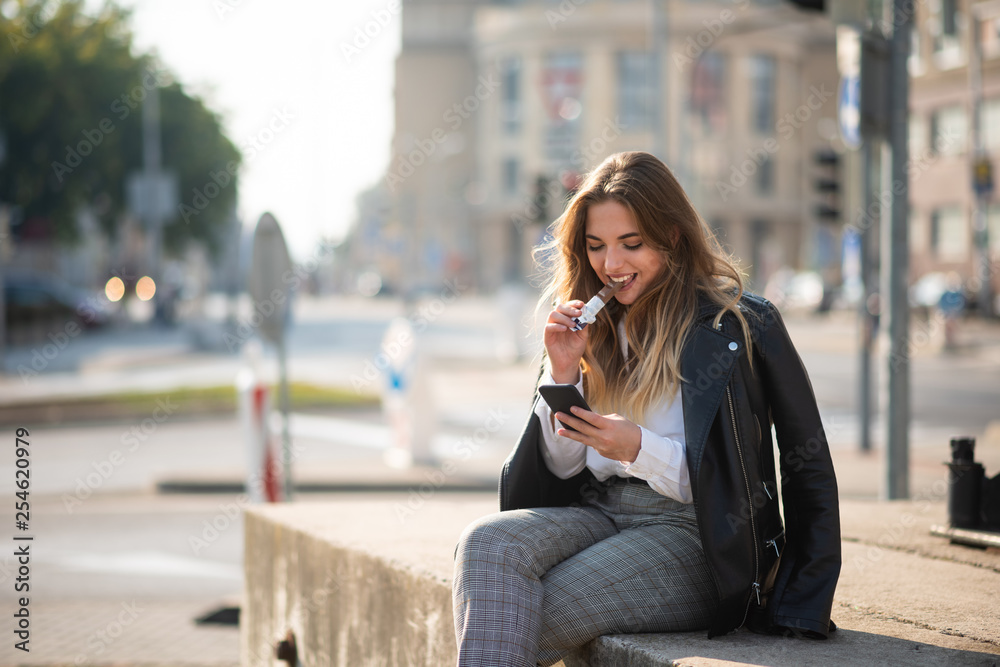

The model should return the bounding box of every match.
[587,245,604,252]
[624,243,643,251]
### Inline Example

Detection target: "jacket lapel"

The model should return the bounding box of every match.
[681,322,740,483]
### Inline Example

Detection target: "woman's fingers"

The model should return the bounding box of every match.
[554,408,599,434]
[548,301,584,324]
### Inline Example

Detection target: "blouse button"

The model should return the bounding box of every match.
[729,342,739,351]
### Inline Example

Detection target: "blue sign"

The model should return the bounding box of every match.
[839,75,861,150]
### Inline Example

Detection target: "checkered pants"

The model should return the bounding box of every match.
[452,477,718,667]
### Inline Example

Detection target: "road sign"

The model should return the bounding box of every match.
[839,75,862,150]
[248,212,293,345]
[126,171,178,226]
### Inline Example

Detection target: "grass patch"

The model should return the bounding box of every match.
[0,382,380,426]
[83,383,379,412]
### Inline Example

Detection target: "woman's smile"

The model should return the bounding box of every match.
[585,200,665,305]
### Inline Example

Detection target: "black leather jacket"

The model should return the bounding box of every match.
[499,292,841,638]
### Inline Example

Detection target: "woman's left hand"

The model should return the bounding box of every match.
[554,407,642,463]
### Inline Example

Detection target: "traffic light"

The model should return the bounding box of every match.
[812,149,841,222]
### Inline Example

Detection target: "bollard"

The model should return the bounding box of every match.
[381,316,437,468]
[947,437,984,529]
[237,342,282,502]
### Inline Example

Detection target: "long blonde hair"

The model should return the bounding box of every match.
[536,151,752,422]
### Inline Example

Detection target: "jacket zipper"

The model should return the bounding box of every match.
[765,529,785,558]
[727,384,761,624]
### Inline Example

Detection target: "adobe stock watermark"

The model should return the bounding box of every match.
[350,277,468,392]
[724,414,847,535]
[50,68,173,183]
[394,407,508,523]
[510,116,624,232]
[61,398,179,513]
[6,1,62,54]
[545,0,591,29]
[850,472,959,574]
[222,241,335,351]
[188,442,307,555]
[887,257,999,371]
[73,601,144,666]
[213,0,249,20]
[715,83,834,202]
[340,0,402,63]
[180,108,294,224]
[16,281,114,382]
[385,75,501,192]
[847,126,960,235]
[673,0,751,72]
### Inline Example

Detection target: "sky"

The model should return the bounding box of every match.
[106,0,400,262]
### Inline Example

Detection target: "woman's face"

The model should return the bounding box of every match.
[584,199,665,305]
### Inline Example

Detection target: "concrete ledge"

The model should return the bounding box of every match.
[243,495,1000,666]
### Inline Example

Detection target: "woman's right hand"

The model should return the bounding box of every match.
[544,300,588,384]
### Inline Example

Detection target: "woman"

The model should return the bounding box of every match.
[452,152,841,666]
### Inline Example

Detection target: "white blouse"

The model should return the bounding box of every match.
[535,321,693,504]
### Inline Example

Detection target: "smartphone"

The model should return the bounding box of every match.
[538,384,592,432]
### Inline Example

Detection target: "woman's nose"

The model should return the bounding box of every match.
[605,248,625,272]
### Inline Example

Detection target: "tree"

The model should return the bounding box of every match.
[0,0,240,256]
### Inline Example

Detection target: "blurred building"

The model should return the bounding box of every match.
[907,0,1000,291]
[370,0,842,294]
[383,0,482,296]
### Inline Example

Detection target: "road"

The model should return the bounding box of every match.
[0,294,998,664]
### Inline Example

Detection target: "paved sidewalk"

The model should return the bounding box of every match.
[4,600,239,666]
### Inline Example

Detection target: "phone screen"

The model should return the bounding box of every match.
[538,384,592,432]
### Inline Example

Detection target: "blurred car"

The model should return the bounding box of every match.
[910,272,949,309]
[4,272,114,336]
[763,269,826,312]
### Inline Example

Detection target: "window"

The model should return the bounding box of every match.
[932,0,963,67]
[748,55,776,134]
[909,114,927,156]
[542,52,583,164]
[756,155,774,196]
[911,211,928,252]
[499,57,522,135]
[502,157,519,196]
[930,105,967,155]
[983,98,1000,153]
[617,51,656,131]
[690,51,727,135]
[982,16,1000,59]
[930,205,967,261]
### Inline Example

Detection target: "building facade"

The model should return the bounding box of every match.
[907,0,1000,304]
[378,0,843,294]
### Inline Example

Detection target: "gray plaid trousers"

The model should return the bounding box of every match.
[452,478,718,666]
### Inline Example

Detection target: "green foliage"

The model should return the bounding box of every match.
[0,0,241,256]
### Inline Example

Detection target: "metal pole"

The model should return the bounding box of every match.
[650,0,667,163]
[859,138,878,453]
[970,8,993,317]
[142,83,163,285]
[886,0,911,500]
[277,336,293,501]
